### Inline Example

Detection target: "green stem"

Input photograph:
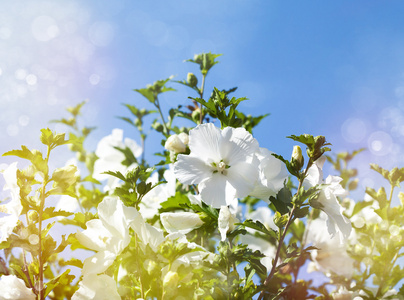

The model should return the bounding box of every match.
[155,96,169,136]
[141,135,146,164]
[198,74,206,124]
[257,206,296,300]
[258,159,312,300]
[37,145,51,300]
[388,184,394,207]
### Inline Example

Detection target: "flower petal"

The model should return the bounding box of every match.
[220,126,259,165]
[174,155,212,185]
[187,123,222,162]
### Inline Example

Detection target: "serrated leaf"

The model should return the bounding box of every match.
[42,207,74,221]
[238,219,277,239]
[44,269,74,298]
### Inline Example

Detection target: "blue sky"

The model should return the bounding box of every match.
[2,0,404,193]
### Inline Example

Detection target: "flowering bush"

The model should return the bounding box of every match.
[0,53,404,299]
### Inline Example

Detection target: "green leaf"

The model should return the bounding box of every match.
[186,52,222,75]
[269,186,293,215]
[238,219,277,239]
[44,269,75,298]
[40,128,69,148]
[3,146,48,175]
[66,100,87,117]
[42,207,74,221]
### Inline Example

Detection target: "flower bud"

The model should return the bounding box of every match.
[163,270,179,291]
[136,181,147,195]
[291,145,304,171]
[187,72,198,87]
[191,109,201,123]
[178,132,189,145]
[165,134,186,153]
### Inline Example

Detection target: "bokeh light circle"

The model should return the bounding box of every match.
[31,16,60,41]
[88,22,114,47]
[367,131,393,156]
[341,118,367,143]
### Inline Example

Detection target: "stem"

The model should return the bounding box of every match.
[141,135,145,164]
[155,96,169,136]
[198,74,206,124]
[257,206,296,300]
[258,160,312,300]
[37,145,51,300]
[388,184,394,207]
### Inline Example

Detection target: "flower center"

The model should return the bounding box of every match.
[212,160,230,175]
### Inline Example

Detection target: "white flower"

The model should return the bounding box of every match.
[250,148,288,200]
[305,215,354,277]
[0,275,35,300]
[139,166,176,219]
[129,213,165,253]
[165,133,189,153]
[174,123,260,207]
[0,163,22,243]
[161,212,204,234]
[304,157,351,242]
[71,274,120,300]
[218,206,239,241]
[76,197,138,275]
[93,129,142,190]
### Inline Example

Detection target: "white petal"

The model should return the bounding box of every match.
[199,173,233,208]
[227,160,259,199]
[82,251,116,275]
[0,275,35,300]
[72,274,120,300]
[218,206,239,241]
[220,126,259,165]
[187,123,222,162]
[174,155,211,185]
[124,137,142,158]
[95,129,124,158]
[76,219,111,252]
[97,197,128,240]
[0,215,20,243]
[160,212,204,234]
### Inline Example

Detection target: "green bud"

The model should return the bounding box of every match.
[28,211,38,222]
[76,152,86,162]
[152,122,164,133]
[187,72,198,87]
[192,109,201,123]
[274,211,289,228]
[137,181,147,195]
[398,192,404,206]
[144,260,158,274]
[348,178,358,191]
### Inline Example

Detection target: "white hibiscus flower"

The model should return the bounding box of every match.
[71,274,120,300]
[250,147,288,200]
[76,197,138,275]
[0,163,22,243]
[174,123,260,207]
[93,129,142,191]
[305,215,354,277]
[304,156,351,242]
[139,166,176,219]
[0,275,35,300]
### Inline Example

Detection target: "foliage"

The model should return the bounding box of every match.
[0,52,403,300]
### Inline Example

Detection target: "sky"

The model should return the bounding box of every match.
[2,1,404,193]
